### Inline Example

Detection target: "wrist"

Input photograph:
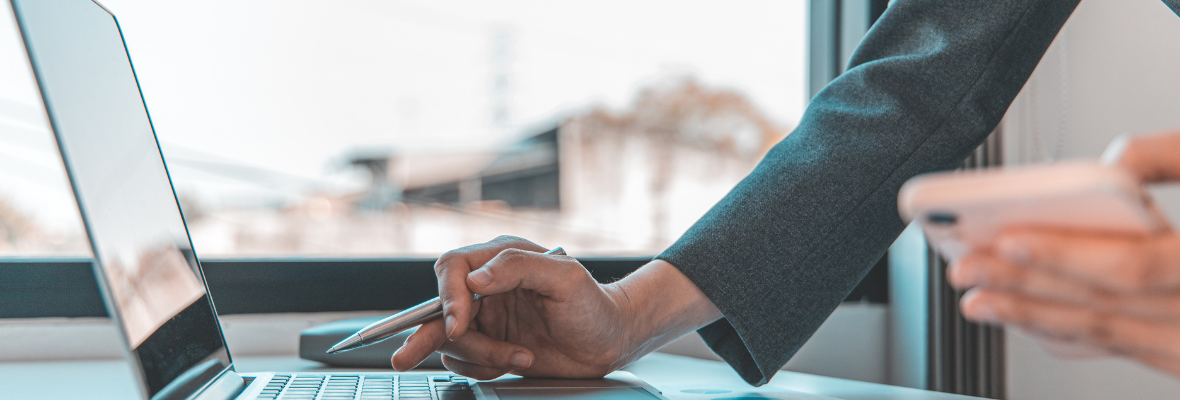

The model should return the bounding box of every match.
[605,259,721,367]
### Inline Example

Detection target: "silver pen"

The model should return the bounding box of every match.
[326,247,566,354]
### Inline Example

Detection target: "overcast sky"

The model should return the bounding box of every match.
[0,0,807,231]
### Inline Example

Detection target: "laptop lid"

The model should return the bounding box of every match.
[10,0,237,398]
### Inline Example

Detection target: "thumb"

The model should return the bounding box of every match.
[1102,132,1180,183]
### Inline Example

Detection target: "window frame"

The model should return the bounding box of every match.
[0,256,886,318]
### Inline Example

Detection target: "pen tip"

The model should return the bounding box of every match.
[326,334,363,354]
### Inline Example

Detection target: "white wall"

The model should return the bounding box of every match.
[998,0,1180,398]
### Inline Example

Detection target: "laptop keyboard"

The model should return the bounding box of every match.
[256,373,474,400]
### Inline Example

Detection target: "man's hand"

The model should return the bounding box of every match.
[948,132,1180,377]
[390,236,721,380]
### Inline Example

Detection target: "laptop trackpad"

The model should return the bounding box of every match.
[494,387,659,399]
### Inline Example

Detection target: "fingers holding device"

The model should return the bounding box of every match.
[897,131,1180,377]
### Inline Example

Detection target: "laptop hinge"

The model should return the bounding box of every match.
[187,370,246,400]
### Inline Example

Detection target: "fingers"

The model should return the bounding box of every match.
[391,315,534,379]
[466,248,592,301]
[949,253,1031,289]
[438,329,534,378]
[951,253,1180,318]
[961,289,1180,359]
[994,229,1180,293]
[1102,132,1180,183]
[391,320,447,371]
[436,236,546,340]
[950,253,1113,305]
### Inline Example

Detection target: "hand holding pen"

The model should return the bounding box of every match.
[327,246,566,354]
[381,236,720,380]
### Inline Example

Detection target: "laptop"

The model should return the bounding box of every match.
[9,1,668,399]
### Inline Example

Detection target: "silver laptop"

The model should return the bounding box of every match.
[9,1,667,399]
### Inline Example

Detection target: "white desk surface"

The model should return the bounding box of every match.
[0,353,984,400]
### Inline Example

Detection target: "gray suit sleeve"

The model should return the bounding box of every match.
[655,0,1081,386]
[1165,0,1180,16]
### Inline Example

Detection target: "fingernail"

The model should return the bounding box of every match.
[445,315,457,338]
[469,269,492,286]
[511,352,532,368]
[997,237,1031,264]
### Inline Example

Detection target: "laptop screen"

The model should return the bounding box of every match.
[12,0,232,398]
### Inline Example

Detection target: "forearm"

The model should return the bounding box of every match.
[658,0,1083,385]
[606,259,721,367]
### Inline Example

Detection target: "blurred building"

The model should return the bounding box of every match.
[0,196,87,255]
[184,79,788,257]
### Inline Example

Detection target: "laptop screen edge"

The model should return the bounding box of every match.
[8,0,239,398]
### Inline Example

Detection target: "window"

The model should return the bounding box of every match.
[0,0,807,259]
[3,1,913,323]
[0,8,86,257]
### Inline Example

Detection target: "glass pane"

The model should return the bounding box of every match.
[10,0,807,258]
[0,3,88,257]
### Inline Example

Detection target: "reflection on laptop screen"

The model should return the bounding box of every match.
[11,0,231,398]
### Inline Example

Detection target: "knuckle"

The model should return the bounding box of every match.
[498,248,529,263]
[415,321,446,342]
[492,235,526,246]
[435,252,460,274]
[556,258,585,276]
[572,265,596,287]
[554,268,595,296]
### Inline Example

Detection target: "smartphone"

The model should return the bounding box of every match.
[898,162,1169,261]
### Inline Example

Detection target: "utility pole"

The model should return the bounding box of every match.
[490,24,514,130]
[462,24,516,206]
